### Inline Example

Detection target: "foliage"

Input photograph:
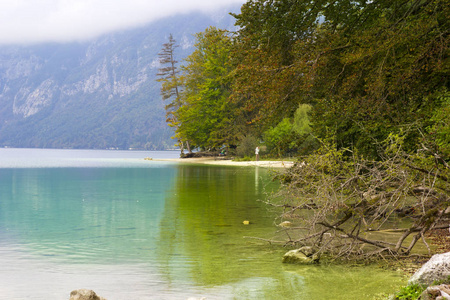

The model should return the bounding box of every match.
[236,135,258,157]
[176,27,239,150]
[394,283,426,300]
[293,103,319,155]
[231,0,449,158]
[428,89,450,157]
[234,156,253,162]
[293,104,312,136]
[155,1,448,158]
[156,34,191,152]
[157,34,181,106]
[263,118,299,157]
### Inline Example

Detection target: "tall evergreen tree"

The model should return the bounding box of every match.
[156,34,191,153]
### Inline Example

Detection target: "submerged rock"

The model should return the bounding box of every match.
[278,221,292,228]
[408,252,450,285]
[69,289,106,300]
[282,246,320,264]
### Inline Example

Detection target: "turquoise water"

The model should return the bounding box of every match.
[0,149,406,299]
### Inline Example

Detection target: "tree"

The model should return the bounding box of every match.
[263,118,298,157]
[176,27,240,150]
[231,0,449,158]
[293,104,312,136]
[156,34,191,153]
[428,89,450,158]
[307,0,449,158]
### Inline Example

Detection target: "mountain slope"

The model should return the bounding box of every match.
[0,7,239,149]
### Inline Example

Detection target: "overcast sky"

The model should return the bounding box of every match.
[0,0,246,45]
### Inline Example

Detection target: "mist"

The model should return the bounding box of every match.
[0,0,245,45]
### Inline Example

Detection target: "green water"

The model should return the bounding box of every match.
[0,150,406,299]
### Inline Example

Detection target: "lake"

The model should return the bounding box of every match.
[0,148,406,299]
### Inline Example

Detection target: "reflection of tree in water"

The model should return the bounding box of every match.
[156,165,282,286]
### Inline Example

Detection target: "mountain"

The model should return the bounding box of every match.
[0,6,239,150]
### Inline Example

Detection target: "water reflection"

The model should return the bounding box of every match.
[156,165,406,299]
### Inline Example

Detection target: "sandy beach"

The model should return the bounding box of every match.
[153,157,294,168]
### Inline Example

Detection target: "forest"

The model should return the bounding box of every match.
[158,0,449,259]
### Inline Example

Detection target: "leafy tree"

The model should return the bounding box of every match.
[293,104,312,136]
[308,0,449,157]
[231,0,449,158]
[176,27,240,150]
[263,118,299,157]
[293,103,318,154]
[428,89,450,158]
[156,34,191,153]
[236,135,258,158]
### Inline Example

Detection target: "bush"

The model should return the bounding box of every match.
[236,135,258,157]
[264,118,299,157]
[394,284,426,300]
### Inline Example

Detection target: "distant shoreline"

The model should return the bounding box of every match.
[153,157,294,168]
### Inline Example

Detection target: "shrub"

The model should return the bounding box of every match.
[236,135,258,157]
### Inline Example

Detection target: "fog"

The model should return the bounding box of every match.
[0,0,245,45]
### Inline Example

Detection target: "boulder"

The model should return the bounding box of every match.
[282,246,320,264]
[69,289,106,300]
[408,252,450,285]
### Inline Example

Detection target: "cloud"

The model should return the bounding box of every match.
[0,0,245,45]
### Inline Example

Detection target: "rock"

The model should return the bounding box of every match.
[282,246,320,264]
[408,252,450,285]
[278,221,292,228]
[69,289,106,300]
[420,284,450,300]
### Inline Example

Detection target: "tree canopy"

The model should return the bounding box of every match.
[165,0,448,158]
[174,27,242,150]
[231,0,449,157]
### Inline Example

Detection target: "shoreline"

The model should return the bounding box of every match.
[153,157,294,168]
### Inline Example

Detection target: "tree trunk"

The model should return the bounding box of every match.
[186,140,192,153]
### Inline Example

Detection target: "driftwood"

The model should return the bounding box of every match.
[266,137,449,260]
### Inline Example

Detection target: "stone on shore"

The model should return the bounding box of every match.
[69,289,106,300]
[408,252,450,285]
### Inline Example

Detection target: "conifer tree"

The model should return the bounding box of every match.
[156,34,191,153]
